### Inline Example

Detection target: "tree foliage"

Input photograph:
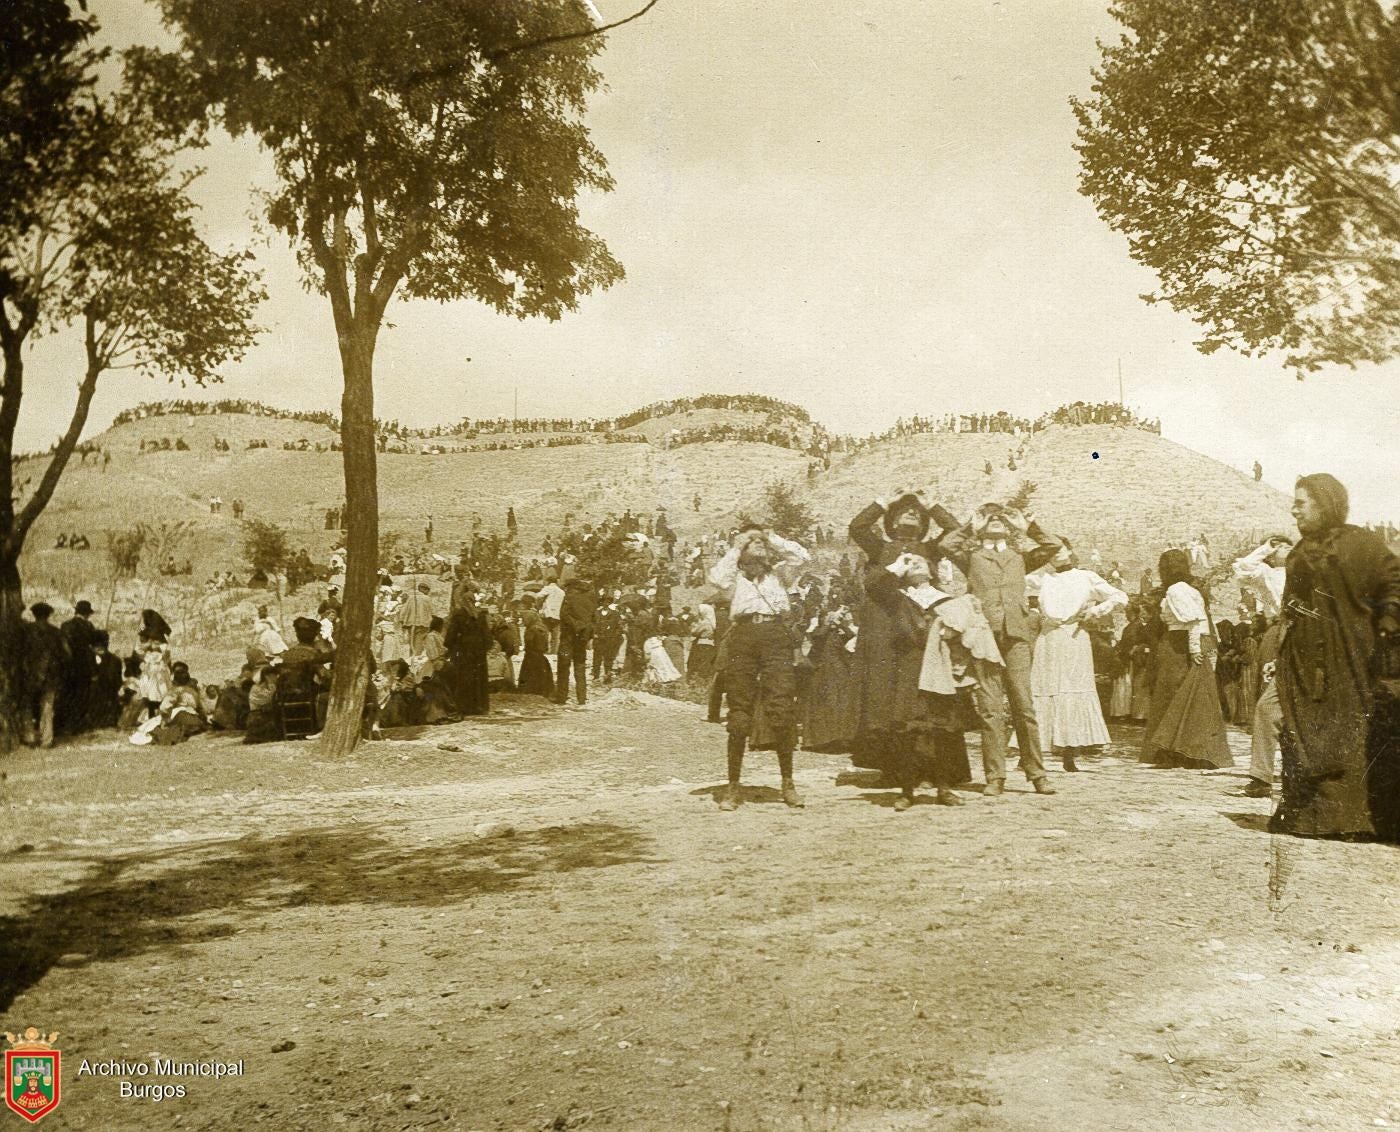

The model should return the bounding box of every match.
[242,518,290,579]
[0,0,263,752]
[141,0,627,754]
[758,480,817,542]
[1073,0,1400,374]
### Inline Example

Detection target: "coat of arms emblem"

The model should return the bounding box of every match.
[4,1029,60,1123]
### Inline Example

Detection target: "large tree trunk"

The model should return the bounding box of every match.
[0,555,25,753]
[319,319,379,756]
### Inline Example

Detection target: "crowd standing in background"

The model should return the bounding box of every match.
[13,458,1399,844]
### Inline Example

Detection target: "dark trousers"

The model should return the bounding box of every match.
[723,620,796,754]
[592,637,619,681]
[555,628,590,705]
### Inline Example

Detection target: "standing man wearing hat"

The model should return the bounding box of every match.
[59,599,100,735]
[554,577,597,706]
[939,505,1062,796]
[23,603,69,748]
[708,524,811,809]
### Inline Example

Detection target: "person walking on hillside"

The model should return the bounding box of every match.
[939,505,1061,796]
[1272,474,1400,840]
[554,578,596,706]
[1253,460,1263,483]
[708,525,810,810]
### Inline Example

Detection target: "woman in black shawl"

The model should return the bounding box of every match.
[1273,474,1400,840]
[846,490,960,774]
[444,587,492,717]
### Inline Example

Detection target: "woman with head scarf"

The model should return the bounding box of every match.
[444,583,492,715]
[1140,548,1232,768]
[1273,474,1400,840]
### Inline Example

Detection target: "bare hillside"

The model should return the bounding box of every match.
[797,425,1294,593]
[20,411,1291,618]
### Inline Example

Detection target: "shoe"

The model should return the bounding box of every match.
[1032,777,1056,795]
[935,788,964,807]
[718,785,740,811]
[893,795,913,812]
[983,779,1004,798]
[1062,752,1079,773]
[781,779,804,809]
[1231,778,1273,798]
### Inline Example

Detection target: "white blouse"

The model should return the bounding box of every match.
[1160,581,1208,629]
[1161,581,1209,656]
[1034,568,1128,622]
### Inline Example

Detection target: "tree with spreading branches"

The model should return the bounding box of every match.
[1073,0,1400,375]
[0,0,263,752]
[138,0,649,753]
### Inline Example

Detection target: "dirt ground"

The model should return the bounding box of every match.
[1,692,1398,1132]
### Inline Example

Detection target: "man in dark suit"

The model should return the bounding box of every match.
[59,599,99,735]
[554,578,596,706]
[939,505,1061,797]
[24,604,69,748]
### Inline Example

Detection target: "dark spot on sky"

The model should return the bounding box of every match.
[1092,451,1100,460]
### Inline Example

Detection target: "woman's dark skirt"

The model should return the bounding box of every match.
[1141,631,1232,769]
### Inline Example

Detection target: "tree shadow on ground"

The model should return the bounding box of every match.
[0,820,654,1013]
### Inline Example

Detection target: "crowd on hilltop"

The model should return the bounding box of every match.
[95,395,1164,470]
[113,399,341,432]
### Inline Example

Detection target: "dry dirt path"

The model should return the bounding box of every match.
[1,691,1397,1131]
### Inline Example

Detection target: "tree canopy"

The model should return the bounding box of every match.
[1072,0,1400,374]
[140,0,628,754]
[0,0,264,751]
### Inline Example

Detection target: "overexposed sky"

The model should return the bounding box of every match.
[17,0,1400,518]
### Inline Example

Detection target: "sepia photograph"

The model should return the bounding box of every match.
[2,1,1399,1128]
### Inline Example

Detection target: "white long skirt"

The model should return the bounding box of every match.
[644,636,681,684]
[1030,624,1110,748]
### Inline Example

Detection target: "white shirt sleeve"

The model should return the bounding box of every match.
[708,547,740,589]
[768,533,810,568]
[1085,572,1129,618]
[1232,543,1273,580]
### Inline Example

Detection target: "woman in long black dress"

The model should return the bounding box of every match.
[515,599,556,697]
[846,490,960,775]
[444,590,491,717]
[1273,473,1400,840]
[1140,549,1231,768]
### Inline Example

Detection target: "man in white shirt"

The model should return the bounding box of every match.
[1231,535,1290,618]
[539,574,567,655]
[1231,535,1291,797]
[707,526,811,810]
